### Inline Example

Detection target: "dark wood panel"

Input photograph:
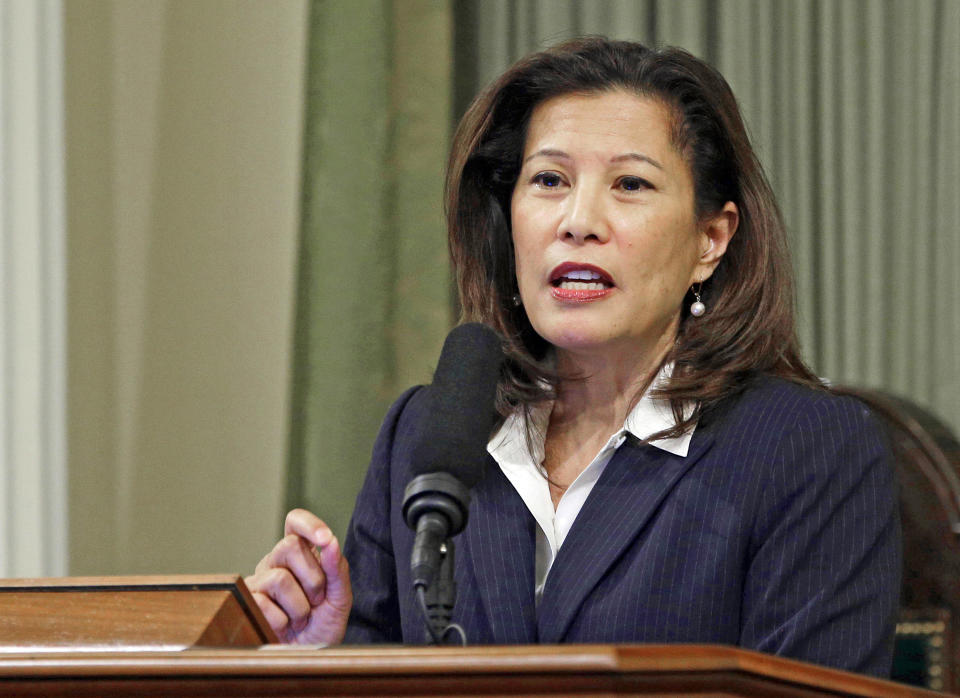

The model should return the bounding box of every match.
[833,386,960,692]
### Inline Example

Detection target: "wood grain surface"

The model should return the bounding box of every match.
[0,644,948,697]
[0,574,277,648]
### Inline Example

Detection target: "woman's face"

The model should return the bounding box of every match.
[510,89,736,362]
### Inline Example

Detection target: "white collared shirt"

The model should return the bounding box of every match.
[486,367,694,602]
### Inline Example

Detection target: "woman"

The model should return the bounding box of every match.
[246,38,900,677]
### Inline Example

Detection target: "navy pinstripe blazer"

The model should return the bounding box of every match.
[343,376,901,677]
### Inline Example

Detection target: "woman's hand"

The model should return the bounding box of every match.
[245,509,352,645]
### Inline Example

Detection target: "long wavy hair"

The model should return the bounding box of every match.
[446,37,821,437]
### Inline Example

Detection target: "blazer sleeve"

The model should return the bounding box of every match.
[739,392,901,676]
[341,386,422,644]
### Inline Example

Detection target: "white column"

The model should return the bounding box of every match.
[0,0,67,577]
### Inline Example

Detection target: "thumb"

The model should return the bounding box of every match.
[317,537,351,610]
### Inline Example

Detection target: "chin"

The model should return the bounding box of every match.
[527,302,653,356]
[534,321,617,354]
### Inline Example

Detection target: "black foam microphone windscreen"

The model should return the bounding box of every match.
[409,322,504,487]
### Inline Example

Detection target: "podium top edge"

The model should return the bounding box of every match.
[0,574,243,591]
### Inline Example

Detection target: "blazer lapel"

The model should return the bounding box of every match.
[536,431,716,642]
[463,456,538,643]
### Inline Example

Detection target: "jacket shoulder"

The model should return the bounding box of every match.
[713,375,881,442]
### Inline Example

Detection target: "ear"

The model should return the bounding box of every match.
[692,201,738,283]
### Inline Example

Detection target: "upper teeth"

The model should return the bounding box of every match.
[564,269,601,281]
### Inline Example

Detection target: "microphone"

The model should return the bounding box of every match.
[402,322,504,590]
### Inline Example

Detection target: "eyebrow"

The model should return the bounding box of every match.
[523,148,570,163]
[611,152,664,170]
[523,148,664,170]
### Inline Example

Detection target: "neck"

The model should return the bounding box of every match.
[551,330,675,434]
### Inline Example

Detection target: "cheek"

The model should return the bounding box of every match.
[618,211,701,295]
[510,208,539,282]
[645,209,701,262]
[513,242,538,295]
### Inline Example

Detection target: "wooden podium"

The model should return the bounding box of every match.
[0,575,278,650]
[0,576,946,697]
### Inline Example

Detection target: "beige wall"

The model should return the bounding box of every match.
[65,0,307,574]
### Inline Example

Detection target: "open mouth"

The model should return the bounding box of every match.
[548,263,615,301]
[549,263,615,289]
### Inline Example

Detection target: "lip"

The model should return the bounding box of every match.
[548,262,615,303]
[549,262,615,285]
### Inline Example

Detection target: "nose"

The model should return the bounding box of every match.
[559,182,609,244]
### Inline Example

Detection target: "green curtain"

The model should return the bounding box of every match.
[286,0,453,536]
[454,0,960,433]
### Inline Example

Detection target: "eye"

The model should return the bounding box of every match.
[616,175,652,192]
[531,171,565,188]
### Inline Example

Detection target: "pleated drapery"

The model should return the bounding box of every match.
[286,1,453,535]
[454,0,960,432]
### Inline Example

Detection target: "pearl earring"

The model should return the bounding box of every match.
[690,282,705,317]
[511,294,523,307]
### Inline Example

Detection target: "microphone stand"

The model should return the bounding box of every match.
[404,473,470,645]
[418,538,462,644]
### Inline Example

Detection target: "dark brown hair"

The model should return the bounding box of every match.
[446,37,821,436]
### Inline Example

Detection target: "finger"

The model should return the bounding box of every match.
[284,509,333,548]
[259,534,329,606]
[256,531,321,575]
[252,535,327,608]
[255,567,313,631]
[316,535,352,611]
[251,590,290,637]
